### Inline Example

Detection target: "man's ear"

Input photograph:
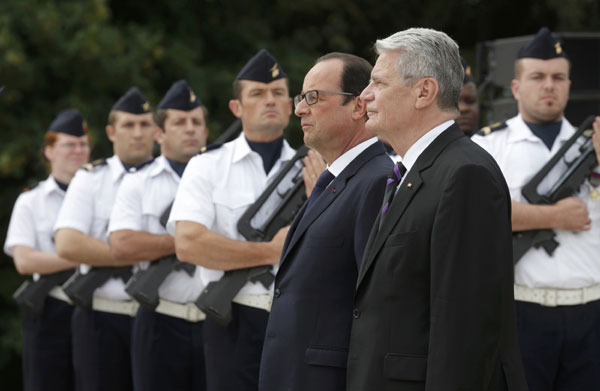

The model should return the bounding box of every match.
[105,124,116,142]
[153,126,164,144]
[414,78,439,110]
[510,79,520,101]
[229,99,242,118]
[351,97,367,120]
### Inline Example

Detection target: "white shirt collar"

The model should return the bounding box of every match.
[42,174,63,196]
[507,114,574,146]
[149,155,179,179]
[232,132,295,164]
[401,120,454,173]
[107,155,127,183]
[327,137,378,177]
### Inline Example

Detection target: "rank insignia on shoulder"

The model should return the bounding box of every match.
[23,183,39,192]
[82,158,108,171]
[198,143,223,155]
[477,121,508,136]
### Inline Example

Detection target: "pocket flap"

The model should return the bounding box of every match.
[383,353,427,381]
[304,346,348,368]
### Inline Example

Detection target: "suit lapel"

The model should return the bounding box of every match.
[356,124,465,288]
[280,142,387,268]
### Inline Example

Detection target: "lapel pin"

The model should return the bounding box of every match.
[331,188,336,193]
[407,183,413,188]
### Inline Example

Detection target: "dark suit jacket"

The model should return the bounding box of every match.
[347,124,528,391]
[259,141,393,391]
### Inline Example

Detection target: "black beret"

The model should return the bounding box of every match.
[111,87,152,114]
[460,57,474,84]
[158,80,202,111]
[518,27,567,60]
[235,49,287,83]
[47,109,87,137]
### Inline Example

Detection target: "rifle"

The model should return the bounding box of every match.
[124,203,196,310]
[195,146,309,325]
[12,269,74,316]
[513,115,598,264]
[62,266,132,310]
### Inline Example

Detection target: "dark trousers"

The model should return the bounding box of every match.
[71,307,133,391]
[22,297,74,391]
[131,306,206,391]
[516,299,600,391]
[203,303,269,391]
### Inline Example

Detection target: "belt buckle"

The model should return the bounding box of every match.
[543,289,558,307]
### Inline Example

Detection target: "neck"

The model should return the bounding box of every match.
[323,125,371,165]
[390,111,454,157]
[51,170,74,185]
[243,128,284,143]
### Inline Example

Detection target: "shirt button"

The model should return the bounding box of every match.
[352,308,360,319]
[274,289,281,298]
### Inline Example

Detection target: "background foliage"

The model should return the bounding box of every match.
[1,0,599,387]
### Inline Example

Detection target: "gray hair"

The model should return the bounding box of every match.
[375,28,463,112]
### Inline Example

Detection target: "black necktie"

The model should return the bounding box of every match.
[305,169,335,212]
[379,162,407,227]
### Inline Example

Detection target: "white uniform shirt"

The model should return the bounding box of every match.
[472,114,600,289]
[4,176,66,281]
[108,155,204,303]
[167,133,296,295]
[53,155,138,300]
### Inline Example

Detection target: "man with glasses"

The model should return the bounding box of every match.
[168,49,295,391]
[258,52,392,391]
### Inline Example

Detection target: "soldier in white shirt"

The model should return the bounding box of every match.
[53,88,155,391]
[472,28,600,390]
[108,80,209,391]
[4,109,89,391]
[168,49,293,391]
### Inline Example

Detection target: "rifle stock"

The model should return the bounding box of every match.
[12,269,74,316]
[62,266,132,310]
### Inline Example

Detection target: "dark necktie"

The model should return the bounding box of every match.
[379,162,407,227]
[305,169,335,212]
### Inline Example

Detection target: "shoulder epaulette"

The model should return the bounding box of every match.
[23,183,39,193]
[476,121,508,137]
[198,143,223,155]
[81,158,108,172]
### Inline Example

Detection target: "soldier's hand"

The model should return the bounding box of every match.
[592,116,600,165]
[552,197,591,231]
[302,149,327,198]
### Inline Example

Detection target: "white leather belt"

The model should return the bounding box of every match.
[92,297,139,317]
[232,293,272,312]
[514,284,600,307]
[48,286,73,304]
[155,299,206,322]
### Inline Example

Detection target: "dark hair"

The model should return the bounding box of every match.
[153,107,209,132]
[315,52,373,104]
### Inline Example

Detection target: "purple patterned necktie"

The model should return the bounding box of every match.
[380,162,407,217]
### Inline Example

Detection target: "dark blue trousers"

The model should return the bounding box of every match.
[131,306,206,391]
[22,297,74,391]
[71,307,133,391]
[516,299,600,391]
[203,303,269,391]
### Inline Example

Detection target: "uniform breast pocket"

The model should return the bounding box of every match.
[212,190,255,231]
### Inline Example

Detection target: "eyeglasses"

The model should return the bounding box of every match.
[293,90,357,108]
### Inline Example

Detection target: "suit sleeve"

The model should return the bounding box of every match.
[426,163,513,389]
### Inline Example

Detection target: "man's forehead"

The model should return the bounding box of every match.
[241,79,288,91]
[114,110,154,123]
[520,57,569,74]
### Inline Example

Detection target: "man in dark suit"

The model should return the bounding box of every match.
[346,28,528,391]
[259,52,393,391]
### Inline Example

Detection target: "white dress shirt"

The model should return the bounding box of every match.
[53,155,137,301]
[4,176,66,281]
[472,114,600,289]
[109,155,204,303]
[167,133,296,295]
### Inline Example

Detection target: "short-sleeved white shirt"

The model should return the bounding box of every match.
[4,176,66,281]
[167,133,296,295]
[109,155,204,303]
[472,114,600,289]
[53,155,140,301]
